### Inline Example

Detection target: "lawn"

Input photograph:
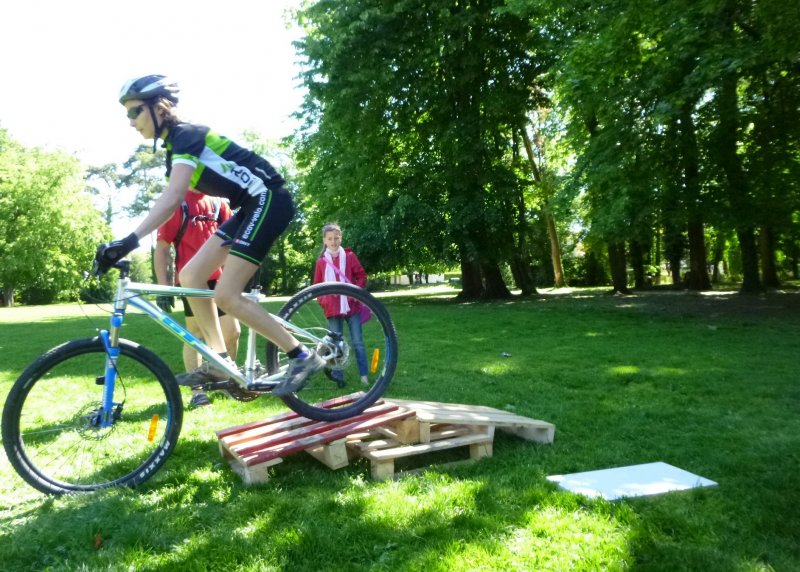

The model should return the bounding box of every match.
[1,286,799,571]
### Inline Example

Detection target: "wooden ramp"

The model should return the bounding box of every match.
[216,396,555,484]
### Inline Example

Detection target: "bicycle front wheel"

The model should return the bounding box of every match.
[2,337,183,495]
[266,282,398,421]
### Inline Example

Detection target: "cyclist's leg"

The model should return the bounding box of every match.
[178,234,230,355]
[214,256,299,352]
[213,188,299,354]
[220,314,241,360]
[183,316,203,370]
[180,297,202,370]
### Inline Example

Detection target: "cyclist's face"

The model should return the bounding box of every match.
[323,231,342,252]
[123,100,155,139]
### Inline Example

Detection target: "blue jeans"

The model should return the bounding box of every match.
[328,315,368,377]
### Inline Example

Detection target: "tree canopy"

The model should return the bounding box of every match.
[0,129,108,306]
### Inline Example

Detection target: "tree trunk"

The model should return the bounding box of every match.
[759,225,780,288]
[686,219,711,290]
[710,233,725,284]
[630,240,645,289]
[738,229,761,293]
[510,182,537,296]
[458,258,483,300]
[481,262,512,299]
[520,128,563,289]
[3,286,14,307]
[717,67,761,292]
[607,242,630,294]
[663,221,684,288]
[509,254,536,296]
[545,213,566,288]
[679,103,711,291]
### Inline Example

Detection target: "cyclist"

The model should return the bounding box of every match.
[95,74,324,396]
[154,189,240,407]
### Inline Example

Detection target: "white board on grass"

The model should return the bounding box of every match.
[547,461,717,501]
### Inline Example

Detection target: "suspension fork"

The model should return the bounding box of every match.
[97,278,130,427]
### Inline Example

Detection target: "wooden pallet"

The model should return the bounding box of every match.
[216,396,555,483]
[347,400,555,480]
[216,394,414,484]
[383,398,555,444]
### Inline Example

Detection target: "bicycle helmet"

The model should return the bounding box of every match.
[119,75,180,104]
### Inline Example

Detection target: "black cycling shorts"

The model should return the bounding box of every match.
[216,187,295,266]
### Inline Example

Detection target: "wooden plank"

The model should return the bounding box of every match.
[247,407,414,466]
[231,403,400,459]
[469,441,493,460]
[362,432,493,462]
[216,392,371,439]
[347,437,400,453]
[227,457,282,485]
[305,438,350,470]
[384,398,554,441]
[499,424,555,444]
[387,418,421,444]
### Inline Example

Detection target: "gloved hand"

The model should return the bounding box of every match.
[94,233,140,275]
[156,295,175,313]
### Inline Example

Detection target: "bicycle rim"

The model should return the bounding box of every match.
[2,337,183,494]
[267,283,398,421]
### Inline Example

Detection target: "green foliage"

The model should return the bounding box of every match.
[120,145,166,217]
[0,129,109,305]
[295,0,549,294]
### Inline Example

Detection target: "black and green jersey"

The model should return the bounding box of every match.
[164,122,285,209]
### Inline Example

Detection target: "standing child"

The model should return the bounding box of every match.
[313,223,370,384]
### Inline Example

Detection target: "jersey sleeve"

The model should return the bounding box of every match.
[170,124,208,169]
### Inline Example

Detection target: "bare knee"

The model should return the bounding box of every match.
[214,288,239,313]
[178,266,205,289]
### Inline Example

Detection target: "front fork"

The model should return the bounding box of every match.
[97,310,125,428]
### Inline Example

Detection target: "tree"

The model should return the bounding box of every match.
[120,145,166,217]
[295,0,550,298]
[0,130,109,306]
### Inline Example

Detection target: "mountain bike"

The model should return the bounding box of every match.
[2,259,398,495]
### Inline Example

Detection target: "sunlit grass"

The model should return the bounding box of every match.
[1,287,799,570]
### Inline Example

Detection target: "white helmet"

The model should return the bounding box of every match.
[118,75,179,104]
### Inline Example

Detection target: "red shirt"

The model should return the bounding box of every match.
[157,192,232,281]
[313,248,368,318]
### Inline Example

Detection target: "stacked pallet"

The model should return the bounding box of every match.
[216,395,555,484]
[353,399,555,480]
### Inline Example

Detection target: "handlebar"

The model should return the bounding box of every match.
[91,259,130,279]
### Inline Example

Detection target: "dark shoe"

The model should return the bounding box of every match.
[189,392,211,408]
[175,358,235,386]
[271,350,326,397]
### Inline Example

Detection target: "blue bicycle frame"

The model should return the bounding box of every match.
[96,276,325,427]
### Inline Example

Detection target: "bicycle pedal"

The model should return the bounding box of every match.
[95,376,105,385]
[246,380,279,392]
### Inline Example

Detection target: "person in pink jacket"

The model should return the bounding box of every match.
[313,223,369,384]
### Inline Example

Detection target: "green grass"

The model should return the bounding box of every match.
[1,287,799,571]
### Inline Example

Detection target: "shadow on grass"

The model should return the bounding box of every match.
[2,428,797,571]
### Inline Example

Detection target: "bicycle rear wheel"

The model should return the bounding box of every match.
[2,337,183,495]
[266,282,398,421]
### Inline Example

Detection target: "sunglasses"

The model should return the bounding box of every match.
[126,104,147,120]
